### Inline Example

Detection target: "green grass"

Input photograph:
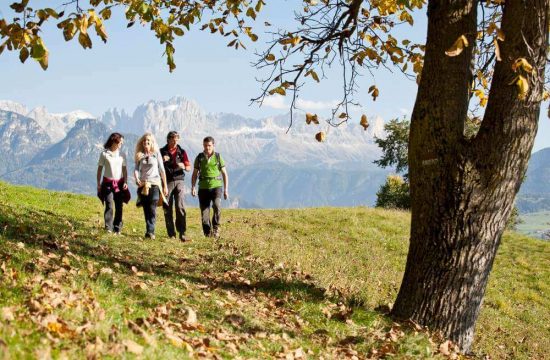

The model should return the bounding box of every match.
[0,182,548,359]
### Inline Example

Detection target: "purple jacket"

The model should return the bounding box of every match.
[98,177,131,204]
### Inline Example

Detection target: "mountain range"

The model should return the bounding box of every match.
[517,147,550,213]
[0,97,389,208]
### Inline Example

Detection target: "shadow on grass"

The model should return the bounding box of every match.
[0,203,333,306]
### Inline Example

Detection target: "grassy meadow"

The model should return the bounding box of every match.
[0,182,548,359]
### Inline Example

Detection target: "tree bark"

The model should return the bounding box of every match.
[392,0,549,353]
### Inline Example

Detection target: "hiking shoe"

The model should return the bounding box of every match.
[212,229,220,239]
[144,233,156,240]
[179,234,187,242]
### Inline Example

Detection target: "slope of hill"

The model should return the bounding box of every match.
[0,182,547,359]
[517,147,550,213]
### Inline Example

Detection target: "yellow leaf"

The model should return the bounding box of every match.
[265,53,275,61]
[100,8,112,20]
[315,131,326,142]
[512,58,534,74]
[509,75,529,100]
[246,7,256,20]
[78,32,92,49]
[493,39,501,61]
[368,85,379,101]
[19,47,29,63]
[269,86,286,96]
[516,75,529,100]
[248,32,258,42]
[445,35,469,57]
[305,113,319,125]
[306,70,320,82]
[360,114,369,130]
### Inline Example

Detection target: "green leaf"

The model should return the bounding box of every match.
[30,42,46,59]
[173,27,184,36]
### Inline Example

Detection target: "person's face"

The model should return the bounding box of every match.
[168,135,179,148]
[111,137,123,151]
[203,141,214,155]
[143,137,152,150]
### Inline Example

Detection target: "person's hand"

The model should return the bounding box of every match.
[136,179,142,187]
[192,187,197,197]
[163,155,170,162]
[122,183,128,190]
[177,162,185,169]
[163,186,168,197]
[97,184,101,193]
[224,190,228,200]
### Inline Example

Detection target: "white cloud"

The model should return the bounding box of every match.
[262,95,287,109]
[296,98,340,111]
[399,108,410,115]
[262,95,341,111]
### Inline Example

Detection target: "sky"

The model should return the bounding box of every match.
[0,2,548,151]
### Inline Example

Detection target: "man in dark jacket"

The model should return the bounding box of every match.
[160,131,191,241]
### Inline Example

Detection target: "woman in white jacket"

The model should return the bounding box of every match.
[134,132,168,239]
[97,132,129,234]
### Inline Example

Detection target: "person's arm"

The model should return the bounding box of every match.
[182,150,191,172]
[157,151,168,196]
[191,168,199,197]
[134,158,142,187]
[96,166,103,192]
[97,152,104,192]
[221,167,229,200]
[122,166,128,190]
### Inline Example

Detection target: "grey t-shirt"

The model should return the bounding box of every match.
[135,151,165,182]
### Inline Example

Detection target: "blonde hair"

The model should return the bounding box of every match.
[134,132,159,162]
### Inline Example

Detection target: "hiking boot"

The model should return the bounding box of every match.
[144,233,156,240]
[179,234,187,242]
[212,229,220,239]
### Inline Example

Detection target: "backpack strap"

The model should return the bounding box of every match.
[215,152,222,172]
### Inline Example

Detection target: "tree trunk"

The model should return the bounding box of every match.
[392,0,549,353]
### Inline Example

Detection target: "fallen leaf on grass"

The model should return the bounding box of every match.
[1,306,16,322]
[122,339,144,355]
[185,307,198,326]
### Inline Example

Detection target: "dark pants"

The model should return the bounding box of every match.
[198,187,222,236]
[140,185,160,235]
[104,190,124,232]
[163,180,186,237]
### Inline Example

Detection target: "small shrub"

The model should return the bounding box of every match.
[375,175,410,210]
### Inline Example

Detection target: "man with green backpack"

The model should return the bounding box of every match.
[191,136,229,238]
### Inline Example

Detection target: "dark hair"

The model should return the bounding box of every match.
[167,131,179,141]
[203,136,215,144]
[104,132,124,150]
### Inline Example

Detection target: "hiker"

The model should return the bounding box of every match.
[97,132,130,234]
[160,131,191,242]
[191,136,229,238]
[134,132,168,240]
